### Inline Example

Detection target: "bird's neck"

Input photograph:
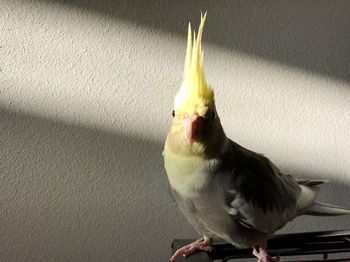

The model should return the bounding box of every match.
[163,144,221,197]
[163,132,229,197]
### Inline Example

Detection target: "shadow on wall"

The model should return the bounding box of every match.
[52,0,350,82]
[0,108,195,262]
[1,108,350,262]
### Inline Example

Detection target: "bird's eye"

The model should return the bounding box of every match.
[172,110,175,117]
[205,111,215,120]
[203,111,216,121]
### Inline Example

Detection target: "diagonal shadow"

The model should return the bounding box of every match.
[0,108,196,261]
[50,0,350,82]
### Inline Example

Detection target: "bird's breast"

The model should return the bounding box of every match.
[163,145,219,198]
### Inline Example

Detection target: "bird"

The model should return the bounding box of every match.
[163,13,350,262]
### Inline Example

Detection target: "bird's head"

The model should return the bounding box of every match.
[167,13,226,157]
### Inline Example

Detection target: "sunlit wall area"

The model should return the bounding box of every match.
[1,0,350,261]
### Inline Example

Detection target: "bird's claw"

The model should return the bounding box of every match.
[170,237,214,262]
[253,247,279,262]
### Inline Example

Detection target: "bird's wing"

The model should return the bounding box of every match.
[222,142,302,233]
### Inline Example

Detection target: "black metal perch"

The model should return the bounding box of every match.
[172,229,350,261]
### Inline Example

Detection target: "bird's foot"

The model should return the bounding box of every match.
[170,236,214,262]
[253,246,279,262]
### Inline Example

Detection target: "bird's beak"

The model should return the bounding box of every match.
[185,114,203,144]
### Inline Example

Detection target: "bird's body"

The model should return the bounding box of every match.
[166,137,345,249]
[164,14,350,262]
[165,139,270,249]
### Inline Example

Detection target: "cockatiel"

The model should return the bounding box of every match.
[163,13,350,262]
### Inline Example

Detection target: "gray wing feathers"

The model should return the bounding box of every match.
[224,141,350,234]
[231,147,300,214]
[223,142,302,233]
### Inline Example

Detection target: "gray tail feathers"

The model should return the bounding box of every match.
[304,202,350,216]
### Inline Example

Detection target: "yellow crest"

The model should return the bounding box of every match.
[174,13,214,116]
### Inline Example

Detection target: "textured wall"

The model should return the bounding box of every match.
[1,0,350,261]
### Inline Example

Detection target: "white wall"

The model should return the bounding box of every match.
[1,0,350,261]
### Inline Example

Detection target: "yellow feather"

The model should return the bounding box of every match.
[174,12,214,116]
[163,143,218,198]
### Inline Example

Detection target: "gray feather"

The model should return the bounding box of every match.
[304,202,350,216]
[296,179,328,186]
